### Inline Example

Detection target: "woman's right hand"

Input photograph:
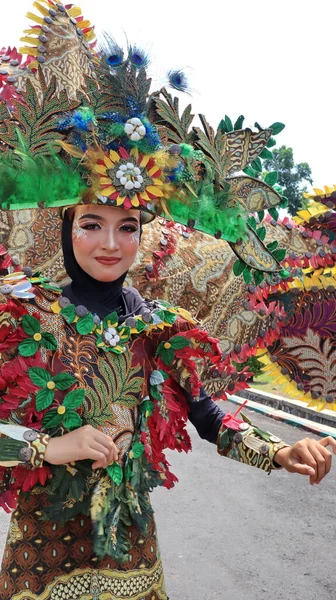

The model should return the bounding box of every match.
[44,425,119,469]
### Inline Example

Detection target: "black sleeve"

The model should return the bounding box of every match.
[184,386,226,444]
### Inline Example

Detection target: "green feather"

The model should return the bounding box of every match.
[0,142,86,210]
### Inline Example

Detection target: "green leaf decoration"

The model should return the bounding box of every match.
[28,366,51,387]
[233,259,246,277]
[259,148,273,160]
[268,207,279,221]
[63,388,85,409]
[264,171,278,186]
[251,157,262,172]
[35,388,54,412]
[135,319,147,333]
[125,461,133,481]
[61,305,76,324]
[76,313,95,335]
[140,399,154,418]
[257,210,265,223]
[256,226,266,241]
[18,338,39,357]
[62,410,82,431]
[103,311,118,330]
[106,462,123,486]
[41,332,58,351]
[243,267,253,284]
[266,137,276,148]
[272,248,287,262]
[170,336,191,350]
[253,270,264,286]
[53,372,77,390]
[243,166,257,178]
[157,343,175,365]
[266,241,278,251]
[118,326,131,342]
[150,385,162,401]
[234,115,245,130]
[42,408,62,430]
[130,442,145,459]
[224,115,233,132]
[247,216,257,230]
[22,314,40,336]
[161,311,177,325]
[254,121,263,131]
[269,122,285,135]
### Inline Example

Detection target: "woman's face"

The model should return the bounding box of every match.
[71,204,141,282]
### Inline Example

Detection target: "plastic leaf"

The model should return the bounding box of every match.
[233,259,246,277]
[140,399,154,418]
[63,388,85,409]
[273,248,287,262]
[247,216,257,230]
[259,148,273,160]
[224,115,233,132]
[22,314,40,336]
[258,210,265,223]
[170,336,191,350]
[243,166,257,178]
[270,122,285,135]
[266,137,276,148]
[243,268,253,284]
[53,372,77,390]
[41,332,58,351]
[234,115,245,130]
[161,311,177,325]
[256,226,266,241]
[35,388,54,412]
[42,409,62,430]
[106,462,123,486]
[103,312,118,330]
[264,171,278,186]
[76,313,95,335]
[268,208,279,221]
[28,366,51,387]
[18,338,39,357]
[61,305,76,324]
[253,270,264,286]
[130,442,145,458]
[149,370,165,385]
[135,319,147,333]
[251,158,262,172]
[267,241,278,251]
[62,410,82,431]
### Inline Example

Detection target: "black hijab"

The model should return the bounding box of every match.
[61,214,128,319]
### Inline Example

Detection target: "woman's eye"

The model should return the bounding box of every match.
[120,225,139,233]
[81,223,101,231]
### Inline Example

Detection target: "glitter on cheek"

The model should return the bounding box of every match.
[72,218,88,242]
[130,229,140,244]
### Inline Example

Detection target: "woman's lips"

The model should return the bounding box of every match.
[95,257,121,265]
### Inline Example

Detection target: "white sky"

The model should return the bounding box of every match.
[1,0,336,189]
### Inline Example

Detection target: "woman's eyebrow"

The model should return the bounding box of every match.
[119,217,140,223]
[78,213,104,221]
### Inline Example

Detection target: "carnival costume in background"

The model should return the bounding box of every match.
[0,2,296,598]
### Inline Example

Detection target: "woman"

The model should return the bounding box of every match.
[0,3,335,598]
[0,201,334,599]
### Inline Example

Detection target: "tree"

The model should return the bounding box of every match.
[263,146,313,216]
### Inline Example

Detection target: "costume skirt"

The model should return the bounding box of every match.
[0,492,167,600]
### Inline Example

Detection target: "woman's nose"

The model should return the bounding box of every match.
[102,229,119,250]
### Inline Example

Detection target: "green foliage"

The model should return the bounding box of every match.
[264,146,313,216]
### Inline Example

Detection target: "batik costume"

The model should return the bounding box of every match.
[0,2,290,598]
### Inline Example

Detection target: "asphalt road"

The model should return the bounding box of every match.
[0,402,335,600]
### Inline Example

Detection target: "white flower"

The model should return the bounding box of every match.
[124,117,147,141]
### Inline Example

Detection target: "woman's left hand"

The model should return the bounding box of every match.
[274,436,336,484]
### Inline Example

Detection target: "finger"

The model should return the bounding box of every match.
[306,444,327,484]
[89,449,109,469]
[319,436,336,453]
[90,441,111,460]
[310,444,332,483]
[290,446,317,477]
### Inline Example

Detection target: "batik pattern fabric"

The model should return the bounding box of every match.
[0,283,285,599]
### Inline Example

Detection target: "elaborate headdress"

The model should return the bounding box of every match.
[0,0,289,284]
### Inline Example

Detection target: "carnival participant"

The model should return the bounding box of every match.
[0,3,335,599]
